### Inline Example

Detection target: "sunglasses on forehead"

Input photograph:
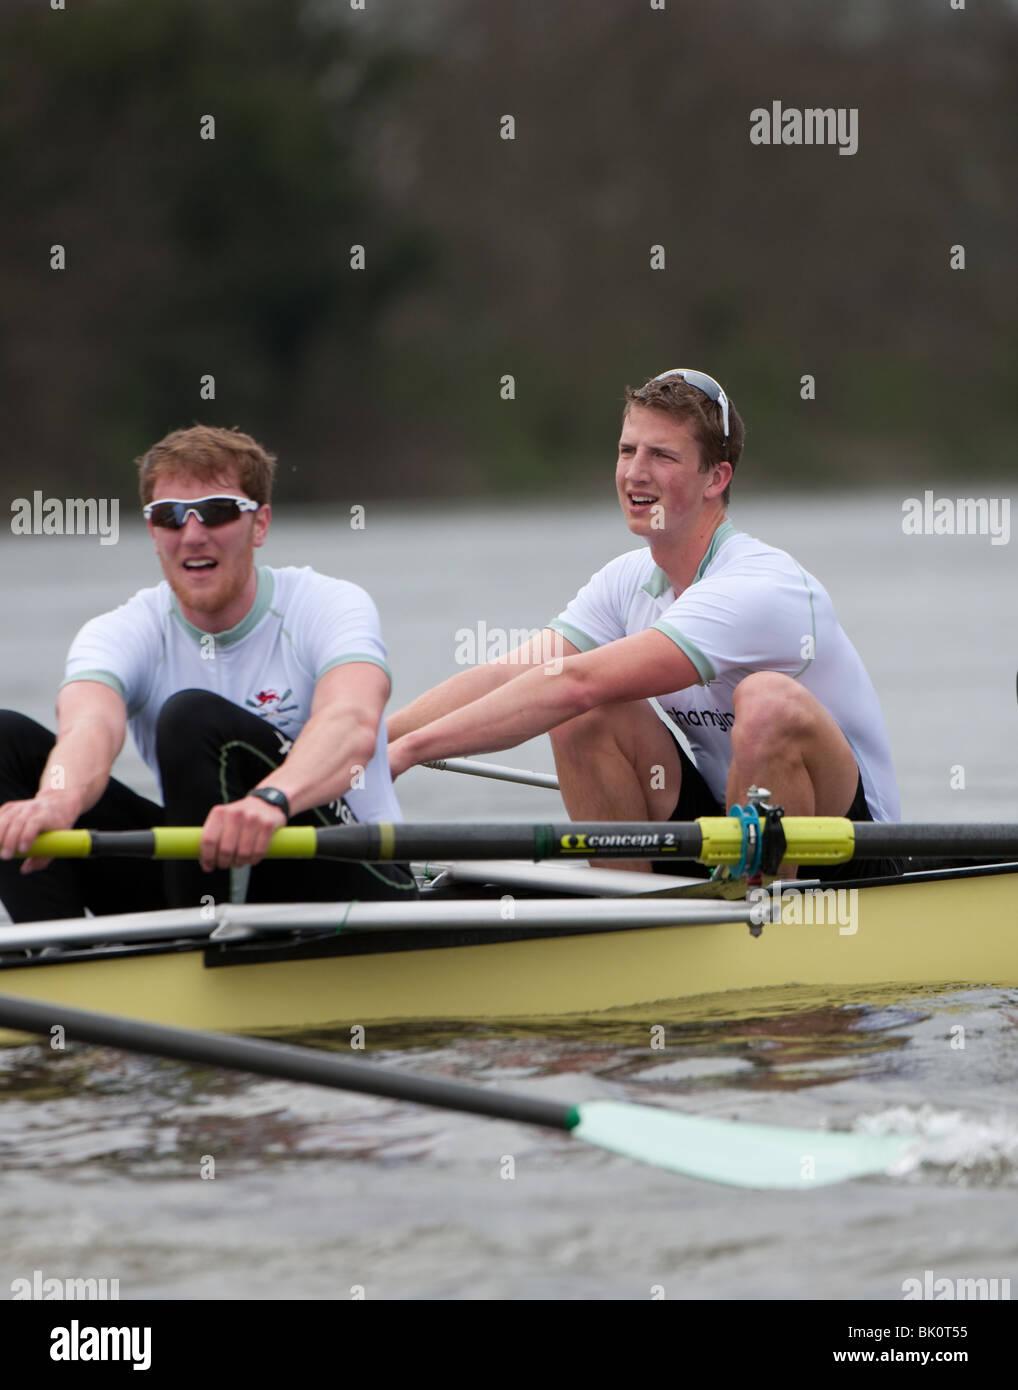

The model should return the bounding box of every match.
[651,368,730,440]
[142,495,261,529]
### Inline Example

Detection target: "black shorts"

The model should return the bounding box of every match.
[655,738,904,883]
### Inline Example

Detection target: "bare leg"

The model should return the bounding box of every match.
[727,673,859,814]
[727,673,860,873]
[550,700,682,872]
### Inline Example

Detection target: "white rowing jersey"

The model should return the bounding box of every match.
[549,521,900,821]
[62,565,402,822]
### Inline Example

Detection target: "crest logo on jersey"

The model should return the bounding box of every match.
[245,686,300,727]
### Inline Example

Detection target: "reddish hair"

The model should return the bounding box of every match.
[137,425,277,506]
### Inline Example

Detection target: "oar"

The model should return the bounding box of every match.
[0,993,914,1189]
[0,896,770,954]
[220,897,766,931]
[423,757,560,790]
[24,819,1018,864]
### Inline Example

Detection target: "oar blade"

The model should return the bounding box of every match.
[571,1100,916,1189]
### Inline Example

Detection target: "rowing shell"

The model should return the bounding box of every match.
[1,862,1014,1041]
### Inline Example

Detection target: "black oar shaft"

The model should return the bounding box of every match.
[838,823,1018,858]
[27,820,1018,864]
[316,823,705,861]
[314,821,1018,862]
[0,995,575,1132]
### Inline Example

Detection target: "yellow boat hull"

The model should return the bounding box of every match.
[1,869,1014,1040]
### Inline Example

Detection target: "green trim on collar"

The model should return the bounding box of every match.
[171,566,274,649]
[694,519,738,582]
[639,520,739,597]
[639,566,672,599]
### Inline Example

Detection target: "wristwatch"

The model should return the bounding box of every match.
[248,786,291,822]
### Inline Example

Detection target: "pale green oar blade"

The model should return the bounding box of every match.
[571,1100,916,1189]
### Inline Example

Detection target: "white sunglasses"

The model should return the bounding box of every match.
[651,368,730,440]
[143,495,260,529]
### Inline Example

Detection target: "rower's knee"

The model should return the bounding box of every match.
[549,704,622,755]
[155,689,231,748]
[732,673,814,752]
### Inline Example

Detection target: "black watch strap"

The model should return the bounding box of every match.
[248,786,291,821]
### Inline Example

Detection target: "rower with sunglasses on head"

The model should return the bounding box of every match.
[0,424,415,922]
[388,369,901,880]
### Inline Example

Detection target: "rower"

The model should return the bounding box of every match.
[0,425,415,921]
[387,368,901,880]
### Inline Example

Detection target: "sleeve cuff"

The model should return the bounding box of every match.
[59,670,127,702]
[546,619,599,654]
[316,653,392,682]
[651,622,717,684]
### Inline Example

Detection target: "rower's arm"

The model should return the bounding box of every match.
[0,681,126,868]
[387,629,579,742]
[250,662,391,818]
[47,681,127,819]
[196,663,397,874]
[390,629,699,774]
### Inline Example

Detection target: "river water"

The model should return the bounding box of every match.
[0,492,1015,1302]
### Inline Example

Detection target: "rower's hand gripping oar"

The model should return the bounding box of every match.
[0,994,915,1189]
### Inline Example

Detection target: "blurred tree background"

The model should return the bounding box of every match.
[1,0,1015,502]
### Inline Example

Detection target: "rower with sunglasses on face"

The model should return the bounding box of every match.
[388,369,901,881]
[0,425,415,921]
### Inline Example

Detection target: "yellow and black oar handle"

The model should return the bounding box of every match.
[23,819,1018,865]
